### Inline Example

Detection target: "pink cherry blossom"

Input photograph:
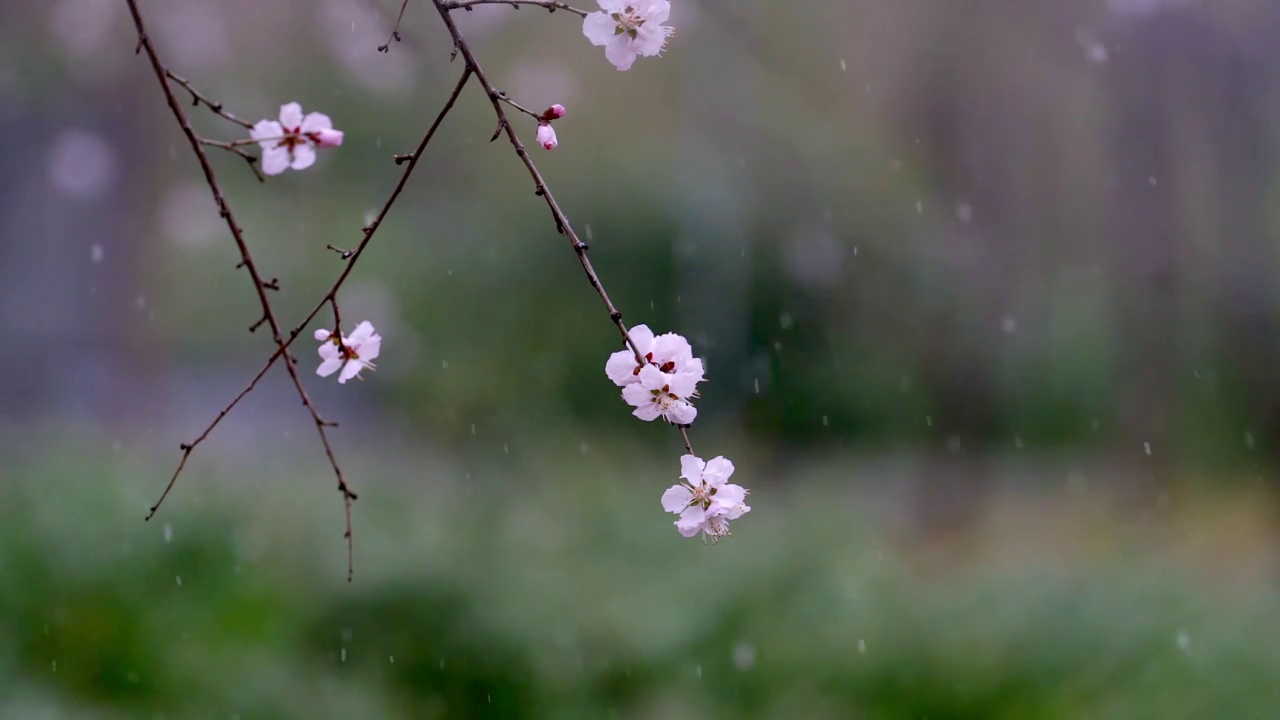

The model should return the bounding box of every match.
[536,123,558,150]
[661,454,751,541]
[251,102,343,175]
[314,321,381,384]
[582,0,674,71]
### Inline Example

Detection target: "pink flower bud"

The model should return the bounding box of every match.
[536,123,558,150]
[543,103,566,120]
[313,128,345,148]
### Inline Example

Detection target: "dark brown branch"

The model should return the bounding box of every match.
[443,0,589,17]
[126,0,358,580]
[378,0,412,52]
[431,1,697,452]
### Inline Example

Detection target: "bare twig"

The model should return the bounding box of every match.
[378,0,412,52]
[496,92,544,122]
[165,70,255,129]
[443,0,589,17]
[431,0,697,456]
[126,0,358,579]
[199,139,266,183]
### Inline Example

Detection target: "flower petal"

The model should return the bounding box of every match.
[661,484,693,514]
[631,403,662,422]
[667,372,700,399]
[317,356,343,378]
[703,456,735,485]
[712,482,746,509]
[675,506,706,537]
[636,364,667,390]
[679,454,705,484]
[314,329,332,341]
[621,383,651,408]
[606,349,642,386]
[604,34,638,71]
[347,321,375,344]
[633,23,668,57]
[290,142,317,171]
[641,0,670,23]
[665,400,697,425]
[260,146,291,176]
[251,119,283,148]
[300,111,332,133]
[338,359,363,384]
[582,11,618,47]
[628,325,655,353]
[279,102,304,129]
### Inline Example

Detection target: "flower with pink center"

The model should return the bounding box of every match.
[661,454,751,541]
[582,0,674,71]
[605,325,704,387]
[314,321,381,384]
[251,102,344,176]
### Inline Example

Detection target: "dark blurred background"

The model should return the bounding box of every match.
[3,0,1280,717]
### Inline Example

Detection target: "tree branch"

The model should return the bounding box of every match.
[431,0,694,452]
[126,0,357,579]
[443,0,589,17]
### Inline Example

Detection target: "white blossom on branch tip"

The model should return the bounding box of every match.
[251,102,344,176]
[582,0,674,72]
[315,321,381,384]
[661,454,751,541]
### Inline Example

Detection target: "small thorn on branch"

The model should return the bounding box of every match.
[326,244,355,260]
[393,153,412,165]
[490,120,506,142]
[249,316,268,333]
[575,242,589,253]
[179,442,191,451]
[319,419,340,428]
[611,311,623,322]
[535,187,544,196]
[261,278,280,291]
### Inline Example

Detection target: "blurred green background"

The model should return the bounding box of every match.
[4,0,1280,717]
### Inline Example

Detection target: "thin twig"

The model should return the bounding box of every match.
[431,0,696,454]
[444,0,589,17]
[378,0,412,52]
[126,0,358,580]
[199,139,266,183]
[496,92,543,122]
[164,70,256,129]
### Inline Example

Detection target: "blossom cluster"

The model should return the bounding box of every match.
[606,325,752,540]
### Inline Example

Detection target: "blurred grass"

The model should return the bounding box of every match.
[4,436,1280,719]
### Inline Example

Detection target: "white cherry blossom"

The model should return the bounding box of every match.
[605,325,704,387]
[622,363,698,424]
[582,0,674,71]
[661,454,751,541]
[314,321,381,384]
[251,102,344,176]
